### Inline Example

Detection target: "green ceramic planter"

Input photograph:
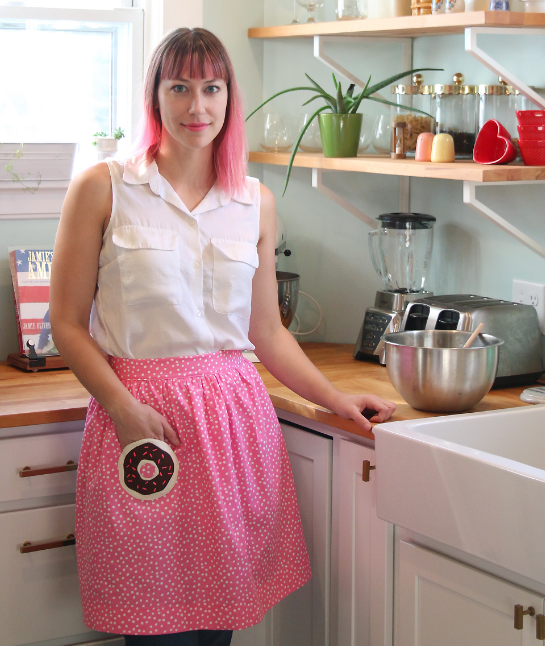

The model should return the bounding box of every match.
[319,113,363,158]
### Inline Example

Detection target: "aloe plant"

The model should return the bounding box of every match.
[247,68,442,195]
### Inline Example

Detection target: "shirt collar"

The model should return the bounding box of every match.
[123,157,253,215]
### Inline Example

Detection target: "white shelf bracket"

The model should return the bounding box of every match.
[463,180,545,260]
[312,36,412,215]
[312,168,377,228]
[465,27,545,109]
[313,35,413,94]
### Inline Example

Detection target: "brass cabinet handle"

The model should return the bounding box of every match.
[514,604,535,630]
[536,614,545,640]
[362,460,376,482]
[19,460,78,477]
[20,534,75,554]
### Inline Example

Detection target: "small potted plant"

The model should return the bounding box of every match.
[93,127,125,160]
[247,68,440,195]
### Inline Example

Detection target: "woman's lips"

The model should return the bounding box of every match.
[183,123,210,132]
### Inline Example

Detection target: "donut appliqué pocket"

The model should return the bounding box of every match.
[118,439,179,501]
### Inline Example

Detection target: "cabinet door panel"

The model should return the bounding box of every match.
[232,423,332,646]
[0,430,82,503]
[0,504,90,646]
[337,440,390,646]
[396,541,545,646]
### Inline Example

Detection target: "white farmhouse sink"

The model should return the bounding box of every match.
[374,405,545,583]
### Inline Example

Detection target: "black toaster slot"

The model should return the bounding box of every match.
[405,304,430,331]
[435,310,460,331]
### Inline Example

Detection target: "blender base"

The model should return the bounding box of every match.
[354,290,433,365]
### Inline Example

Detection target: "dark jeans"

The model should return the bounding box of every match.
[124,631,233,646]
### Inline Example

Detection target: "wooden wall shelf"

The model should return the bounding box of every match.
[248,12,545,40]
[249,151,545,183]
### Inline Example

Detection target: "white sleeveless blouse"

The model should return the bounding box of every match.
[89,158,261,359]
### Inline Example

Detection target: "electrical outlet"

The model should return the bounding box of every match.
[513,279,545,335]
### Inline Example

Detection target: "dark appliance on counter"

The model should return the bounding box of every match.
[401,294,543,387]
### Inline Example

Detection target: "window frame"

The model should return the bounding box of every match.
[0,5,144,143]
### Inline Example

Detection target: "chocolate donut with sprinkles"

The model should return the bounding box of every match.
[118,438,179,501]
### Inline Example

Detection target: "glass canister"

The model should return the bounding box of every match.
[390,74,435,156]
[434,73,478,159]
[476,78,519,140]
[336,0,365,18]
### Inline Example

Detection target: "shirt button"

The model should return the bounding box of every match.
[193,261,200,269]
[196,310,202,317]
[189,219,196,226]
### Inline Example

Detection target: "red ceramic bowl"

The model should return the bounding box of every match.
[517,124,545,141]
[473,119,517,165]
[518,139,545,165]
[517,110,545,126]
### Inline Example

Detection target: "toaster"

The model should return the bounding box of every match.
[401,294,543,387]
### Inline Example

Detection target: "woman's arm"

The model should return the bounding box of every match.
[248,184,396,433]
[49,164,180,449]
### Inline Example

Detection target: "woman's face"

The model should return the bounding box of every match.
[156,71,228,152]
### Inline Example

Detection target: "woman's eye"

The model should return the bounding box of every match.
[205,85,220,93]
[172,85,186,93]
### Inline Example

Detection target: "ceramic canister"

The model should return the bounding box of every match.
[431,133,455,162]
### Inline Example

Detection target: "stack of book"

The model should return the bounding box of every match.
[8,247,65,370]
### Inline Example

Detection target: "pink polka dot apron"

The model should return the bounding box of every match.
[75,350,312,635]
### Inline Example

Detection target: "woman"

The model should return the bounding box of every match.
[50,28,395,646]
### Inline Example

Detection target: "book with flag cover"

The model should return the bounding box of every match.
[8,247,58,356]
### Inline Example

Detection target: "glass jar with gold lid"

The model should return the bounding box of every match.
[476,78,519,140]
[390,73,435,156]
[434,72,478,159]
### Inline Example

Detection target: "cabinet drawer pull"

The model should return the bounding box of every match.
[20,533,76,553]
[362,460,376,482]
[537,614,545,640]
[19,460,78,477]
[514,604,535,630]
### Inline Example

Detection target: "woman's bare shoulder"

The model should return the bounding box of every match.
[62,162,112,226]
[68,161,111,200]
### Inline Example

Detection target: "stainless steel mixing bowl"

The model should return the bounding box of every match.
[277,271,300,328]
[382,330,504,413]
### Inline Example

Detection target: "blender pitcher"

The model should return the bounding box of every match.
[368,213,436,293]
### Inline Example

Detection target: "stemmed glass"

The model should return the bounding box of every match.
[295,0,324,22]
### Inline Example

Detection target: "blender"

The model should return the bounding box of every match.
[354,213,436,364]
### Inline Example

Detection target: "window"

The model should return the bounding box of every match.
[0,5,143,171]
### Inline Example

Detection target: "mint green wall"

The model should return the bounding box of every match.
[235,5,545,345]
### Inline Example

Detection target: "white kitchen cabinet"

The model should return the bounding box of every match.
[233,421,333,646]
[0,421,114,646]
[337,439,391,646]
[396,540,545,646]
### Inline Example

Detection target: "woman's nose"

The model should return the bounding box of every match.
[188,93,205,115]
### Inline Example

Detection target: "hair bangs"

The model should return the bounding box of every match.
[161,37,228,83]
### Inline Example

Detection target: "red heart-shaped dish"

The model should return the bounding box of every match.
[473,119,517,165]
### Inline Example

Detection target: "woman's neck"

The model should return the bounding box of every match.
[155,135,216,211]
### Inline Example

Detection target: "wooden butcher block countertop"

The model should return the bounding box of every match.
[0,343,531,440]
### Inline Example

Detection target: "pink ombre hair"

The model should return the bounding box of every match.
[133,28,248,198]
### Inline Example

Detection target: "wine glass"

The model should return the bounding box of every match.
[372,114,392,155]
[298,114,322,153]
[295,0,324,22]
[260,113,294,153]
[358,115,373,154]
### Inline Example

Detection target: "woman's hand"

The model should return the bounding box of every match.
[110,400,181,450]
[329,393,396,432]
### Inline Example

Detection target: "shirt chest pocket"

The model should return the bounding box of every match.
[112,226,182,306]
[211,239,259,319]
